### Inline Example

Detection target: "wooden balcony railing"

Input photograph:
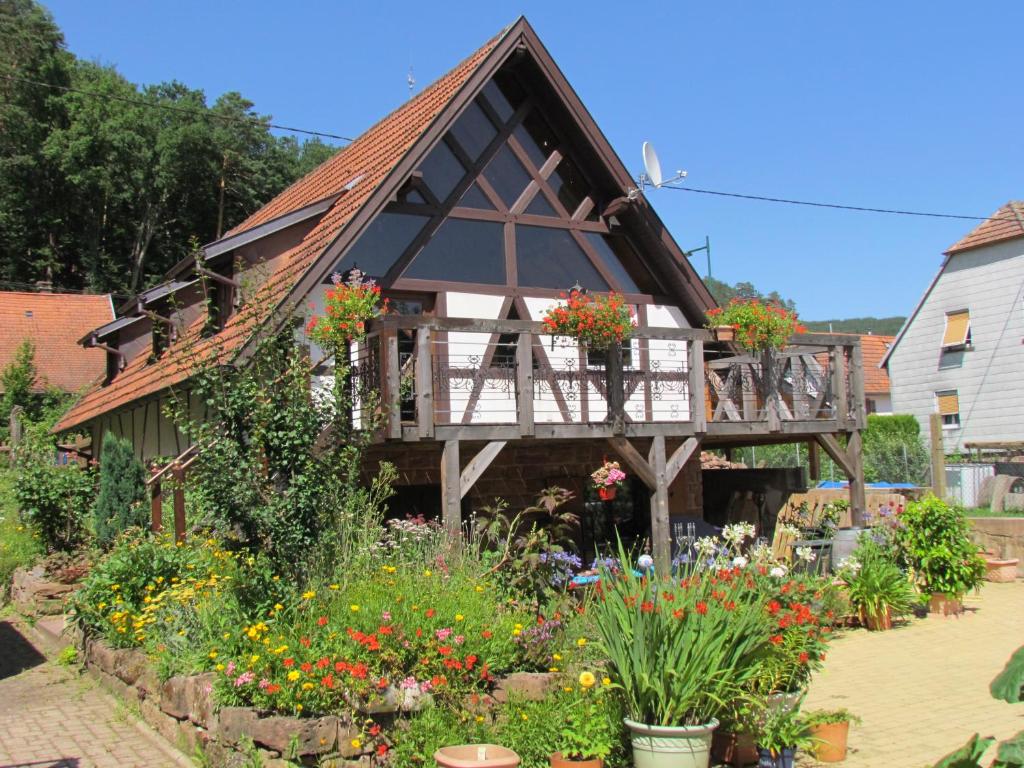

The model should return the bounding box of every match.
[342,318,865,441]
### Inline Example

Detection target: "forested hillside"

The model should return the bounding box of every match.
[0,0,339,296]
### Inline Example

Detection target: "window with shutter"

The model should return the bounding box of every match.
[936,390,960,428]
[941,311,971,348]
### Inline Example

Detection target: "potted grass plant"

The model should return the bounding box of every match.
[591,542,771,768]
[804,709,860,763]
[755,707,812,768]
[838,537,916,631]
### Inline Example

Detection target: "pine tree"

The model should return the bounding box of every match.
[93,433,147,546]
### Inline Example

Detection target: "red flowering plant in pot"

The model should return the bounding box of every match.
[704,299,805,352]
[590,459,626,502]
[541,290,635,351]
[305,269,389,353]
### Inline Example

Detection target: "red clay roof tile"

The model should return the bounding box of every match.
[946,201,1024,254]
[0,291,114,394]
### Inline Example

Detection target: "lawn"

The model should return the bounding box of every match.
[962,506,1024,518]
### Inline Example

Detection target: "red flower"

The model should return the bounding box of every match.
[317,616,328,627]
[770,635,783,645]
[798,652,810,664]
[673,608,685,620]
[369,724,381,737]
[321,674,334,688]
[300,662,313,673]
[695,601,708,615]
[377,744,389,757]
[481,630,492,639]
[767,600,781,615]
[438,646,452,656]
[300,637,311,648]
[283,658,294,668]
[265,683,281,694]
[425,609,435,618]
[640,601,655,613]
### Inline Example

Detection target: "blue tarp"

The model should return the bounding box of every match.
[816,480,916,489]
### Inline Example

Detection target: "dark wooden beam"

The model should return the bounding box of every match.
[441,440,461,542]
[606,436,657,489]
[460,441,507,499]
[648,435,671,574]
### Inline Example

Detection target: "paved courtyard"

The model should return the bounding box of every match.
[801,580,1024,767]
[0,618,186,768]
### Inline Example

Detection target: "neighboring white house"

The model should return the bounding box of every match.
[882,201,1024,453]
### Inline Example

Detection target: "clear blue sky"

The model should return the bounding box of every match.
[44,1,1023,321]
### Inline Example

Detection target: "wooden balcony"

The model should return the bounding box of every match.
[348,316,866,445]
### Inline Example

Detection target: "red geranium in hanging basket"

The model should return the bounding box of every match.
[542,290,636,351]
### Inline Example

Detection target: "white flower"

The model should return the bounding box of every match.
[839,556,862,575]
[695,536,719,557]
[722,522,756,545]
[750,543,772,563]
[778,523,802,539]
[770,565,788,578]
[732,555,749,569]
[796,546,817,563]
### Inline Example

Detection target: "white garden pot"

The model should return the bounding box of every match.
[624,718,719,768]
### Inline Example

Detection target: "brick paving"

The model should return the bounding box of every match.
[0,618,186,768]
[801,580,1024,767]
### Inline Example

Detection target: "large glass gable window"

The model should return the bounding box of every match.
[449,100,497,162]
[482,145,531,207]
[516,225,608,291]
[333,212,429,279]
[419,141,465,203]
[404,219,505,285]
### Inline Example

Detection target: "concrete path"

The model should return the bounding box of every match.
[0,618,187,768]
[802,580,1024,767]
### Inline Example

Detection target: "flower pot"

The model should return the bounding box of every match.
[598,486,617,501]
[860,606,892,631]
[756,746,795,768]
[550,752,603,768]
[624,718,718,768]
[928,593,963,616]
[984,556,1020,583]
[713,325,736,342]
[435,745,521,767]
[711,729,758,767]
[810,720,850,762]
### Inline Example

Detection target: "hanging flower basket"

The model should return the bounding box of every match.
[541,290,635,351]
[306,270,388,348]
[704,299,805,352]
[598,486,617,502]
[591,459,625,501]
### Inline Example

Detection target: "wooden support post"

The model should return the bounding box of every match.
[846,430,867,528]
[415,327,434,439]
[649,435,671,575]
[516,331,534,437]
[606,343,625,435]
[171,464,186,543]
[460,441,506,499]
[606,437,657,489]
[688,338,706,433]
[807,440,820,483]
[441,440,462,543]
[848,343,866,430]
[929,413,947,500]
[384,331,401,440]
[665,437,700,486]
[151,475,163,533]
[829,346,848,429]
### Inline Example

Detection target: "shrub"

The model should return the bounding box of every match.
[93,433,147,547]
[0,467,42,594]
[862,414,930,484]
[895,496,986,598]
[838,535,916,625]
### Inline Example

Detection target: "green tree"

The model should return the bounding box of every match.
[93,433,148,547]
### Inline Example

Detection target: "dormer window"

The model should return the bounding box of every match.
[200,262,239,335]
[942,310,971,349]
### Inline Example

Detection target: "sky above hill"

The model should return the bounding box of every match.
[44,1,1023,320]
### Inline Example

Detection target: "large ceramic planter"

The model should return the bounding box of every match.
[624,718,718,768]
[757,746,795,768]
[550,752,603,768]
[711,729,758,767]
[984,556,1020,583]
[860,606,892,631]
[810,721,850,762]
[435,744,521,767]
[928,593,963,616]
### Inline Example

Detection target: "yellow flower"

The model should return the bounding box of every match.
[351,738,362,750]
[215,663,225,672]
[602,677,612,687]
[350,604,360,612]
[97,602,107,610]
[301,591,315,600]
[274,603,284,612]
[579,671,596,689]
[295,704,303,712]
[424,569,432,577]
[287,670,301,682]
[250,654,260,663]
[576,638,587,648]
[223,632,231,640]
[329,584,340,590]
[512,629,521,637]
[272,575,280,582]
[520,713,528,721]
[475,715,485,723]
[563,686,573,693]
[302,682,314,691]
[474,585,484,593]
[548,667,559,673]
[177,629,186,637]
[455,614,464,622]
[155,576,164,584]
[209,651,218,659]
[553,653,562,661]
[110,585,120,591]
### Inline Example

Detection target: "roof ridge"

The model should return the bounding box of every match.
[945,199,1024,254]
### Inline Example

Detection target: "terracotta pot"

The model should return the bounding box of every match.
[711,729,758,766]
[598,486,617,501]
[435,744,521,768]
[714,325,736,342]
[860,606,892,631]
[550,752,603,768]
[810,720,850,762]
[928,593,963,616]
[984,557,1020,583]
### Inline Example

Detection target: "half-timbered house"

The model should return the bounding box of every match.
[54,18,867,570]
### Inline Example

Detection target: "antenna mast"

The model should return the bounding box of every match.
[407,66,416,99]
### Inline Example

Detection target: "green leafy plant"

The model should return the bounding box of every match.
[305,271,387,347]
[93,433,148,547]
[590,539,771,726]
[803,708,861,727]
[991,645,1024,705]
[756,705,813,757]
[541,289,635,350]
[895,496,986,598]
[553,673,619,761]
[705,299,805,351]
[839,535,916,627]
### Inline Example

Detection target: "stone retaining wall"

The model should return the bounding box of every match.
[970,517,1024,576]
[79,633,556,767]
[10,566,81,615]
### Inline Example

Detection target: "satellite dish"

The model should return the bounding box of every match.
[642,141,663,188]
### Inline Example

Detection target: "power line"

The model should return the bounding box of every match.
[0,73,354,142]
[662,184,1019,223]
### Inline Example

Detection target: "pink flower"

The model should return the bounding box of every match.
[454,635,465,645]
[234,671,255,687]
[225,662,236,676]
[435,627,452,642]
[382,611,392,622]
[399,676,418,690]
[258,678,270,689]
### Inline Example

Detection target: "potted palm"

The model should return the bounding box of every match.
[838,537,916,631]
[549,672,617,767]
[894,496,986,615]
[591,542,770,768]
[755,707,812,768]
[804,709,860,763]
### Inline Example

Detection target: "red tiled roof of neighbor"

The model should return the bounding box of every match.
[0,291,114,394]
[859,334,894,394]
[946,201,1024,255]
[53,27,508,434]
